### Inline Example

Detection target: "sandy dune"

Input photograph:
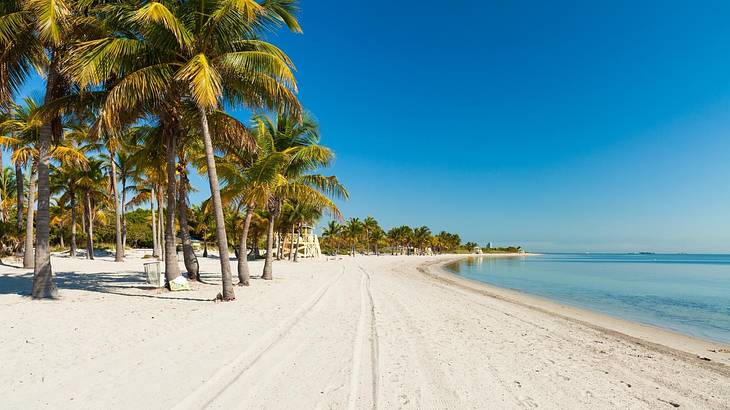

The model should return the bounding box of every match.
[1,252,729,409]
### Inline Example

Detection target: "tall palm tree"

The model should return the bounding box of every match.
[0,0,97,298]
[252,113,348,280]
[218,128,283,285]
[125,129,166,260]
[114,142,138,251]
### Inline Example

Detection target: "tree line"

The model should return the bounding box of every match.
[321,217,467,256]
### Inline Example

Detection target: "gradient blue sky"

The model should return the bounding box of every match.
[5,0,730,252]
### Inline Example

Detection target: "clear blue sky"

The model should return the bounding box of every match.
[5,0,730,252]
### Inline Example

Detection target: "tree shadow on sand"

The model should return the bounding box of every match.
[0,268,212,302]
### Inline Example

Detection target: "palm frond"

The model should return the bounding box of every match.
[26,0,71,46]
[132,2,193,50]
[176,53,222,109]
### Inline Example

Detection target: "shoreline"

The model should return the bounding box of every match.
[2,252,730,407]
[423,254,730,371]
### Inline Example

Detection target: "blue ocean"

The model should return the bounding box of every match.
[444,253,730,344]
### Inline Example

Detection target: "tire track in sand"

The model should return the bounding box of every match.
[172,267,345,410]
[347,264,380,409]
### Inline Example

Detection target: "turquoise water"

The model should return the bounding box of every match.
[444,253,730,344]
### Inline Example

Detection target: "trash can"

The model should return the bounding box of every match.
[144,261,163,287]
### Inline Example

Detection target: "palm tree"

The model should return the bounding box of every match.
[370,227,385,256]
[176,158,200,281]
[362,216,379,255]
[217,127,282,285]
[344,218,363,256]
[413,226,432,255]
[0,97,86,267]
[50,162,83,257]
[322,220,342,255]
[252,113,348,280]
[125,136,165,260]
[0,0,95,298]
[115,143,138,251]
[76,158,108,260]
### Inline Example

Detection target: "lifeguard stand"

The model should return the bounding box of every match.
[274,225,322,259]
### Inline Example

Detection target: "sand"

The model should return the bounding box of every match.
[1,251,729,409]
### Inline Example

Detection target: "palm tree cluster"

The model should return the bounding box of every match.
[0,0,346,301]
[320,216,465,256]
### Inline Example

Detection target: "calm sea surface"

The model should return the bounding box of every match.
[444,253,730,344]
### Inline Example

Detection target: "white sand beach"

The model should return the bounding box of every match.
[1,252,729,409]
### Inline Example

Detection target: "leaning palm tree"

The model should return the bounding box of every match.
[71,0,303,300]
[217,127,285,285]
[252,112,348,280]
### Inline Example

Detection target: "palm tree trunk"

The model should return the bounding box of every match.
[262,211,275,280]
[110,155,124,262]
[198,106,234,300]
[288,224,296,261]
[23,165,36,268]
[151,192,159,258]
[252,232,260,258]
[32,63,61,298]
[293,223,301,262]
[85,191,94,260]
[237,205,253,286]
[70,191,77,258]
[163,132,181,285]
[277,229,284,261]
[203,240,208,257]
[177,171,199,281]
[0,151,3,222]
[157,188,164,261]
[15,162,23,231]
[121,179,127,250]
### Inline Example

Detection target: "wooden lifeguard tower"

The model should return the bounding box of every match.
[274,225,322,259]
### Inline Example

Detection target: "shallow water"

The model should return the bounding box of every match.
[445,253,730,344]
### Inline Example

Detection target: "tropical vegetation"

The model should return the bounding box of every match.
[0,0,507,303]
